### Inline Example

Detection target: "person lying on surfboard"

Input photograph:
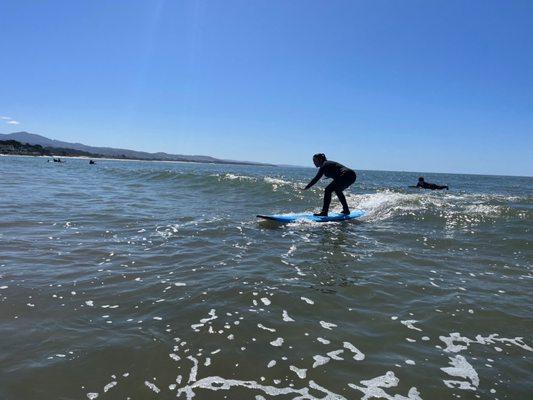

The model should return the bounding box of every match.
[303,153,356,216]
[416,176,448,190]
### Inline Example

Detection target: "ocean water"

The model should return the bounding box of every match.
[0,155,531,400]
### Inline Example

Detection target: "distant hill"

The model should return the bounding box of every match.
[0,139,103,158]
[0,131,274,166]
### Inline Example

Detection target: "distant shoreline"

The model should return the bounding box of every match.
[0,133,276,167]
[0,153,277,167]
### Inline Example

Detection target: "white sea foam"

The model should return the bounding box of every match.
[464,204,500,215]
[474,334,533,351]
[346,190,422,221]
[348,371,422,400]
[270,338,284,347]
[191,309,217,332]
[326,350,344,360]
[343,342,365,361]
[439,332,471,353]
[440,332,533,353]
[264,177,291,185]
[300,297,314,305]
[401,320,422,332]
[144,381,160,393]
[319,321,337,330]
[441,355,479,391]
[103,381,117,393]
[282,310,294,322]
[289,365,307,379]
[283,245,298,259]
[257,323,276,332]
[222,173,255,181]
[344,189,511,224]
[187,356,199,383]
[177,376,347,399]
[264,177,293,190]
[312,355,330,368]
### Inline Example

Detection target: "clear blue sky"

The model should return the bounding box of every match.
[1,1,532,175]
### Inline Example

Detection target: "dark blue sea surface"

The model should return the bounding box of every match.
[0,155,531,399]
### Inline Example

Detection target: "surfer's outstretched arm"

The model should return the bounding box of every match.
[304,168,324,190]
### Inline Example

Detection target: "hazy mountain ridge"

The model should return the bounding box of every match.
[0,132,273,166]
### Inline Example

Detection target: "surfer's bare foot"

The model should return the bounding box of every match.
[314,211,328,216]
[340,209,350,215]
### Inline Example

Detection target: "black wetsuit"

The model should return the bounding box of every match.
[305,161,357,213]
[417,181,448,190]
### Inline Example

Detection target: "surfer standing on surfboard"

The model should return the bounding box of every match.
[303,153,356,216]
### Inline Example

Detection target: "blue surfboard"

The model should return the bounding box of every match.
[257,210,365,223]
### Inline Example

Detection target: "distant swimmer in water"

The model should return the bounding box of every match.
[303,153,357,216]
[89,160,95,165]
[416,176,448,190]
